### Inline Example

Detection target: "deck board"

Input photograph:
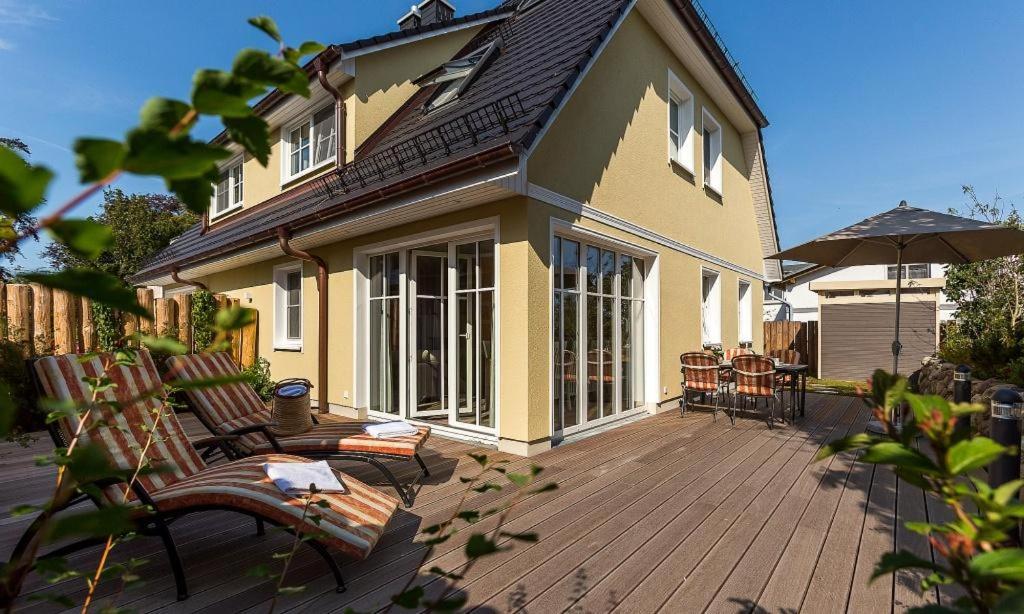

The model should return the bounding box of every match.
[0,394,960,613]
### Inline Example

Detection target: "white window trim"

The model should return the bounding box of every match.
[279,105,336,186]
[738,279,752,344]
[274,262,303,351]
[701,109,723,196]
[209,155,244,221]
[701,267,722,346]
[667,70,695,174]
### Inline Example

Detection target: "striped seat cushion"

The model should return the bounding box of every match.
[681,352,721,393]
[732,355,777,397]
[167,352,429,457]
[150,454,398,560]
[34,352,206,503]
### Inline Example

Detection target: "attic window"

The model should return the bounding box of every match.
[416,39,501,112]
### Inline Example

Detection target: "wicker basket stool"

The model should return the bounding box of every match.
[271,378,314,436]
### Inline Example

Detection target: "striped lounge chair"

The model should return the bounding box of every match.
[15,351,398,600]
[165,352,430,507]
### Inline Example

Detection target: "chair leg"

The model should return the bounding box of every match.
[255,517,265,537]
[415,453,430,478]
[680,390,688,417]
[362,457,415,508]
[304,538,346,594]
[712,391,719,422]
[153,519,188,601]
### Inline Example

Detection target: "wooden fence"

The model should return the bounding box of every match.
[764,320,818,377]
[0,283,258,368]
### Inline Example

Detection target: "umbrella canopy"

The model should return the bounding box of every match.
[771,201,1024,266]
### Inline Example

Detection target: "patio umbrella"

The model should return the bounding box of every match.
[771,200,1024,375]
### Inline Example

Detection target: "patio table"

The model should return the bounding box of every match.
[719,362,808,422]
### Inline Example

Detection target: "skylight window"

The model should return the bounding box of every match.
[416,39,501,112]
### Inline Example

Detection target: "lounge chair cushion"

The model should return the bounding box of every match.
[167,353,430,457]
[149,453,399,560]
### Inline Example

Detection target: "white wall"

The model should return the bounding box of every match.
[768,264,956,322]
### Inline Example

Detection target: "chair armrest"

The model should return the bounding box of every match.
[227,422,284,453]
[192,434,242,461]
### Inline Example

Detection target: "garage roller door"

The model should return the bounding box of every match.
[820,302,936,381]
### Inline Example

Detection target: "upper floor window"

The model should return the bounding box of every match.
[416,39,501,113]
[702,109,723,196]
[667,71,694,173]
[211,158,243,217]
[283,104,335,182]
[887,264,930,280]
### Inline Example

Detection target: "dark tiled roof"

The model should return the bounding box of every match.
[336,6,510,53]
[135,0,767,283]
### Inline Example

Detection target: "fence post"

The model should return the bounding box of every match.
[6,284,32,357]
[154,298,178,339]
[0,282,6,339]
[174,293,192,352]
[137,288,155,337]
[30,283,53,356]
[80,297,96,352]
[52,289,77,355]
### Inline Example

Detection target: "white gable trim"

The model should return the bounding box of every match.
[529,183,765,281]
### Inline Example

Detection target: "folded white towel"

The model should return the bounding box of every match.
[263,460,347,496]
[364,421,419,439]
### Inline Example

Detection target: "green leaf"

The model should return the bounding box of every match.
[968,548,1024,581]
[0,146,53,215]
[860,442,940,474]
[465,534,500,558]
[903,521,937,536]
[906,394,951,425]
[22,270,150,318]
[139,97,195,132]
[232,49,309,96]
[140,335,187,356]
[870,550,941,581]
[167,173,216,215]
[123,128,230,179]
[391,586,424,609]
[995,585,1024,613]
[73,138,125,182]
[191,69,264,118]
[49,505,135,542]
[248,16,282,43]
[47,219,113,260]
[223,115,270,166]
[815,433,875,461]
[297,41,326,57]
[215,305,256,331]
[469,452,489,467]
[947,438,1010,475]
[506,472,531,487]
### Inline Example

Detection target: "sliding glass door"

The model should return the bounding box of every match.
[410,248,447,418]
[552,236,644,435]
[369,252,401,415]
[451,239,496,430]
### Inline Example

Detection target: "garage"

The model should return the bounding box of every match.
[812,279,943,381]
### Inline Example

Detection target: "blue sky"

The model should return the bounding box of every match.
[2,0,1023,271]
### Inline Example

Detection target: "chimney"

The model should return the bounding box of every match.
[398,1,455,30]
[398,5,422,30]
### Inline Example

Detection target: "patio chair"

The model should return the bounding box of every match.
[12,351,398,601]
[731,354,782,429]
[723,347,754,362]
[680,352,731,423]
[165,352,430,507]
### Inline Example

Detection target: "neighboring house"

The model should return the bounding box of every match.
[133,0,781,455]
[765,262,954,380]
[764,262,956,322]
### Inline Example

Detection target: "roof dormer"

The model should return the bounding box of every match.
[399,0,456,30]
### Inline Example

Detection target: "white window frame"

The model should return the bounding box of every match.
[667,70,695,174]
[280,104,336,186]
[701,267,722,346]
[210,156,244,220]
[701,109,723,196]
[887,264,930,280]
[738,279,752,344]
[274,262,304,351]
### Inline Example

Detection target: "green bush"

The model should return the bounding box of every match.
[190,290,217,351]
[241,357,275,402]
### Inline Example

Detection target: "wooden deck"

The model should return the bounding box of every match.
[0,394,958,613]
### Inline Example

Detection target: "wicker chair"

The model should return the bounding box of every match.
[731,354,782,429]
[680,352,731,423]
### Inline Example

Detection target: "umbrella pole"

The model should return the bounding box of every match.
[892,244,903,374]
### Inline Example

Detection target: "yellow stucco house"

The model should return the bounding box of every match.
[133,0,782,456]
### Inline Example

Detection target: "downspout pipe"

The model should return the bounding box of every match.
[171,265,209,291]
[315,58,346,165]
[277,227,329,415]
